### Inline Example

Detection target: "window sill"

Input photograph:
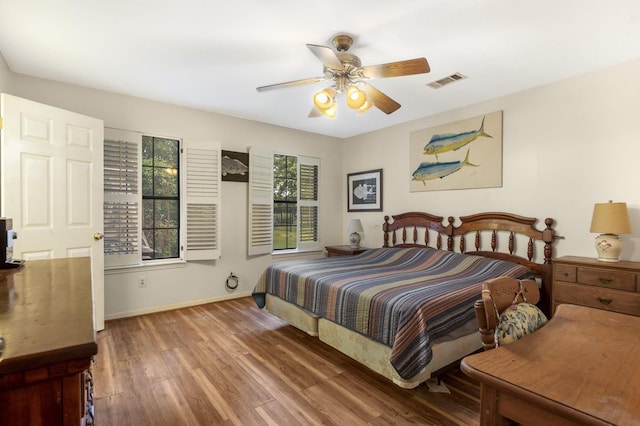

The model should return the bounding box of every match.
[271,248,323,259]
[105,258,187,275]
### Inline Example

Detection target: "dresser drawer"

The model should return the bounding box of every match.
[554,264,576,282]
[576,267,636,291]
[554,281,640,316]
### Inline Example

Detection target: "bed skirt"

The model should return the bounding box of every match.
[265,294,482,389]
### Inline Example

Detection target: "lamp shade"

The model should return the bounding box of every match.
[590,202,632,234]
[348,219,364,234]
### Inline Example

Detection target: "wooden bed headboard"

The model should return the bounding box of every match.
[382,211,556,315]
[382,212,454,250]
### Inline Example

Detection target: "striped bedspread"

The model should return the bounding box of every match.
[253,247,530,379]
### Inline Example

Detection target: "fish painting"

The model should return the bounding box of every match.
[412,150,478,185]
[353,183,375,201]
[222,155,248,176]
[423,116,492,157]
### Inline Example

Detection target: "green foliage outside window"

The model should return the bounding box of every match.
[273,154,297,250]
[142,136,180,259]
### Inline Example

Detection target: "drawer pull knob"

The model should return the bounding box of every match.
[597,297,613,305]
[599,278,613,284]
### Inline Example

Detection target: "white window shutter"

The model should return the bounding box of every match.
[248,147,273,256]
[298,156,320,251]
[182,140,221,260]
[103,128,142,268]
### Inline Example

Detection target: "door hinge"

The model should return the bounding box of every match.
[0,116,3,130]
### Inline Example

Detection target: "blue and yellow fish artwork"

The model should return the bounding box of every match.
[423,116,492,157]
[411,149,478,185]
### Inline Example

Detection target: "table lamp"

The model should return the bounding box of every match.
[348,219,364,249]
[590,201,632,262]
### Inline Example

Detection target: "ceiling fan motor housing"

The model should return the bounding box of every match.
[332,34,354,52]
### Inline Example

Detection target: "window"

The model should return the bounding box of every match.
[248,148,319,255]
[142,136,180,260]
[104,128,221,268]
[273,154,297,250]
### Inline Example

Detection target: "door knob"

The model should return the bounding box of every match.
[93,232,104,241]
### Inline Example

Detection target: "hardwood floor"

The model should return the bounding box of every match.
[93,297,482,425]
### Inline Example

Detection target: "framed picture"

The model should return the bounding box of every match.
[347,169,383,212]
[409,110,503,192]
[222,150,249,182]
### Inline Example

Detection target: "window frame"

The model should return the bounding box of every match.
[142,135,182,261]
[103,128,221,269]
[248,147,320,256]
[273,153,298,251]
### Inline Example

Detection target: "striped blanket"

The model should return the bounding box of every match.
[253,247,530,379]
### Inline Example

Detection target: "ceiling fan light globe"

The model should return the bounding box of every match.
[313,88,336,110]
[357,99,374,114]
[346,86,367,109]
[321,104,337,118]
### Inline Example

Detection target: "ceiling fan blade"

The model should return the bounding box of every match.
[360,58,430,79]
[308,107,322,118]
[256,76,328,92]
[362,83,401,114]
[306,44,345,71]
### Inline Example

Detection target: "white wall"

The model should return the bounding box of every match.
[342,59,640,262]
[0,54,11,92]
[4,55,640,319]
[2,66,344,319]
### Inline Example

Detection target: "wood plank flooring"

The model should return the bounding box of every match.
[93,297,482,425]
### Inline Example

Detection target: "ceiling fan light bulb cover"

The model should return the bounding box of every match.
[357,99,374,114]
[321,105,337,118]
[346,86,367,109]
[313,88,336,110]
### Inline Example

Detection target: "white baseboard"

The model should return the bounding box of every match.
[104,291,254,321]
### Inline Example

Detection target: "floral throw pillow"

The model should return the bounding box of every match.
[494,303,548,347]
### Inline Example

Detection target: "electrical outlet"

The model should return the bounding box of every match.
[138,276,147,288]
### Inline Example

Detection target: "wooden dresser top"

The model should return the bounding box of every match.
[462,304,640,424]
[0,258,97,375]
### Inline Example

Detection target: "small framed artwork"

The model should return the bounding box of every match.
[222,150,249,182]
[347,169,383,212]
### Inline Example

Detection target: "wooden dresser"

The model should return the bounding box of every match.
[553,255,640,317]
[0,258,97,425]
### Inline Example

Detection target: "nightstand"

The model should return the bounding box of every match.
[553,255,640,317]
[325,245,369,257]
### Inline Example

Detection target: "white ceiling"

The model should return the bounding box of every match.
[1,0,639,139]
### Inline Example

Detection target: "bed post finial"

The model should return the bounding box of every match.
[383,215,391,247]
[447,216,455,252]
[543,217,555,264]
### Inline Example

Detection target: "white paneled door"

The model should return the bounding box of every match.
[0,93,105,330]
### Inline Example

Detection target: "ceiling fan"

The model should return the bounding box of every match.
[256,34,430,118]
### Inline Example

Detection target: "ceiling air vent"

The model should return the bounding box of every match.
[427,72,467,89]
